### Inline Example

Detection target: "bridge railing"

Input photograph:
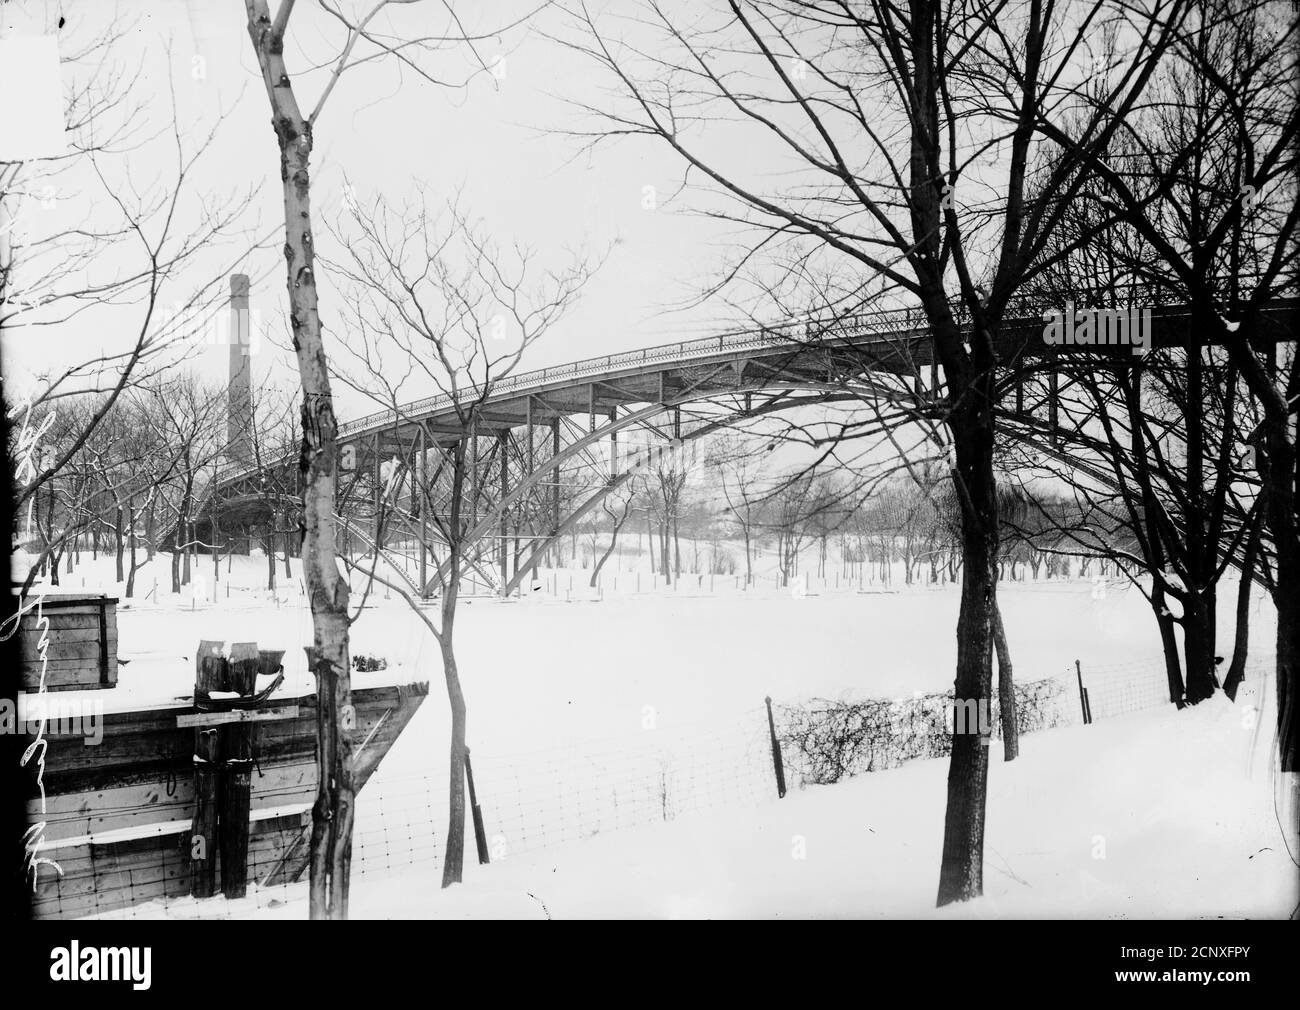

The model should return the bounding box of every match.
[332,300,930,443]
[334,277,1229,443]
[219,277,1291,486]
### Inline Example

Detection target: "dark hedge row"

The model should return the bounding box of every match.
[776,676,1070,785]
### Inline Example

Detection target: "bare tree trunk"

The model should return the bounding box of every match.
[441,440,470,887]
[247,2,355,919]
[591,500,631,587]
[114,506,125,583]
[1225,504,1264,701]
[440,617,467,887]
[266,520,276,592]
[1260,426,1298,771]
[125,499,138,598]
[1153,582,1186,708]
[993,600,1017,762]
[936,396,998,906]
[1182,590,1220,703]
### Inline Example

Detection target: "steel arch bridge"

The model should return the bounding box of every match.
[193,292,1298,599]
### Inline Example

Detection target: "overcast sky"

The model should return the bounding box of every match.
[1,0,741,421]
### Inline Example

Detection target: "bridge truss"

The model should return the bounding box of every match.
[193,293,1297,599]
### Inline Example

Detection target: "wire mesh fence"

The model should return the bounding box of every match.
[56,651,1274,919]
[71,705,775,919]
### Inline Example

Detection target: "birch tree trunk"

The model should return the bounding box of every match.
[246,1,355,920]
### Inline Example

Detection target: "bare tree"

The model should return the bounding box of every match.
[243,0,557,915]
[567,0,1191,905]
[326,191,593,887]
[1031,0,1298,769]
[589,481,638,587]
[4,10,259,522]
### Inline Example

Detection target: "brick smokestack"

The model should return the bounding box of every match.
[227,273,252,467]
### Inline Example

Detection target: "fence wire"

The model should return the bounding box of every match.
[59,652,1276,919]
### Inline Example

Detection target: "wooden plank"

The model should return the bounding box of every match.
[32,812,310,919]
[29,685,415,793]
[20,593,117,607]
[23,662,102,680]
[24,682,428,915]
[22,613,104,630]
[21,664,115,691]
[175,705,301,728]
[29,759,318,841]
[19,639,104,661]
[17,627,104,648]
[22,658,108,674]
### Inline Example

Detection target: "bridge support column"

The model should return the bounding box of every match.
[418,427,428,598]
[526,396,534,472]
[551,418,561,546]
[470,419,479,527]
[499,432,509,593]
[372,432,382,550]
[609,407,618,476]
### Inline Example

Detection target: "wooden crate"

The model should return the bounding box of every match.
[14,593,118,692]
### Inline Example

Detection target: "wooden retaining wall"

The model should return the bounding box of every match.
[15,593,118,692]
[24,681,428,919]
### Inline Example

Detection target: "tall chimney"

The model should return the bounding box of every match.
[227,273,252,467]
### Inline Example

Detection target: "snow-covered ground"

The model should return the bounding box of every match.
[20,550,1296,918]
[107,674,1297,920]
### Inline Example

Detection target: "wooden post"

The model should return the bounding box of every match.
[191,641,225,897]
[196,640,225,702]
[218,721,253,899]
[191,727,221,898]
[764,696,787,798]
[219,642,257,899]
[465,747,490,865]
[226,641,259,695]
[1075,659,1091,725]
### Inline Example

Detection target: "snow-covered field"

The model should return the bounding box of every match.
[21,551,1296,918]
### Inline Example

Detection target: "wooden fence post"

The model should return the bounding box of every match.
[465,747,490,865]
[1075,660,1092,725]
[765,696,787,798]
[215,643,262,899]
[189,640,280,900]
[191,727,221,898]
